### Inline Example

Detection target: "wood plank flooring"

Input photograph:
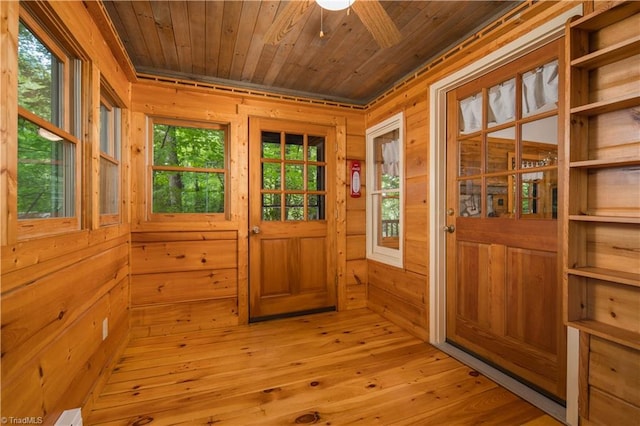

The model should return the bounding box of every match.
[86,309,561,425]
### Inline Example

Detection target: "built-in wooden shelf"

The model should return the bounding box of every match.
[570,1,640,31]
[569,156,640,169]
[568,215,640,224]
[566,1,640,360]
[570,93,640,116]
[568,319,640,351]
[571,35,640,70]
[567,266,640,287]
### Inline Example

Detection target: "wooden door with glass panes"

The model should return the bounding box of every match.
[249,117,336,321]
[445,40,567,401]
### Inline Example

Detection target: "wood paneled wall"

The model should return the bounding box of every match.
[364,1,582,339]
[1,1,132,422]
[129,79,367,333]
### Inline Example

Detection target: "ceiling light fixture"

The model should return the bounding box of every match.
[316,0,355,12]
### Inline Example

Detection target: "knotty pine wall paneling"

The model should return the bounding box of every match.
[130,81,367,331]
[346,130,368,310]
[364,1,586,342]
[1,2,133,422]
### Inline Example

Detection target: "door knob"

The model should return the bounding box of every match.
[251,226,261,234]
[443,224,455,233]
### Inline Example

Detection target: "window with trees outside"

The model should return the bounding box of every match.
[99,87,121,225]
[151,119,228,217]
[17,14,81,238]
[366,112,404,268]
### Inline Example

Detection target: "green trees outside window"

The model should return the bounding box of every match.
[17,21,76,220]
[152,122,227,214]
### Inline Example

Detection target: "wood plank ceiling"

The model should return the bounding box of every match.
[102,0,521,105]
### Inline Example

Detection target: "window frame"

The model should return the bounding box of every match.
[365,112,404,268]
[16,10,82,240]
[147,117,229,222]
[99,86,122,226]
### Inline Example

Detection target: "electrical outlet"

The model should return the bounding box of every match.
[102,318,108,340]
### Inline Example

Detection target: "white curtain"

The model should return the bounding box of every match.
[459,95,482,134]
[523,59,559,116]
[459,59,559,133]
[488,78,515,127]
[382,140,400,177]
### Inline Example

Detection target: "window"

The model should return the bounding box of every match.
[150,119,228,218]
[99,87,121,225]
[457,55,559,220]
[260,131,326,221]
[366,112,404,267]
[17,14,81,237]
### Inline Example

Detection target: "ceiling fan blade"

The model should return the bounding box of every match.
[351,0,401,49]
[264,0,314,45]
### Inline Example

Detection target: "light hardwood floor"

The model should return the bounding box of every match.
[87,309,562,425]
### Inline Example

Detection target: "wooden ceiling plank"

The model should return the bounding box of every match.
[272,6,354,93]
[240,1,280,82]
[168,1,192,75]
[130,0,166,70]
[217,1,244,79]
[262,2,320,87]
[103,0,524,104]
[148,0,179,73]
[351,0,401,49]
[228,1,262,81]
[187,1,207,76]
[204,1,224,77]
[263,0,313,45]
[105,1,151,68]
[291,9,369,97]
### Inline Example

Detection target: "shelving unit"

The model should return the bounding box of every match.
[565,0,640,352]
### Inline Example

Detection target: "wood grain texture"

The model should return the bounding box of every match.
[86,309,555,426]
[101,0,521,104]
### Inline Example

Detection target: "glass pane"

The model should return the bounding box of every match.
[285,193,304,221]
[285,133,304,160]
[307,165,325,191]
[373,192,400,249]
[522,115,558,166]
[308,194,325,220]
[487,78,515,127]
[262,132,281,159]
[17,117,75,219]
[458,179,482,217]
[459,92,482,134]
[100,157,118,215]
[487,175,510,218]
[18,22,62,126]
[374,130,400,190]
[285,164,304,190]
[153,124,225,169]
[487,127,515,174]
[100,103,110,153]
[152,171,224,213]
[458,137,481,177]
[262,162,281,190]
[308,136,325,161]
[522,59,559,117]
[521,169,558,219]
[262,193,281,221]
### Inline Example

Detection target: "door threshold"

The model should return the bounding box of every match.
[435,342,566,424]
[249,306,336,323]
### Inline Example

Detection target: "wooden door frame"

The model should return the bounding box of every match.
[427,5,582,425]
[238,105,348,322]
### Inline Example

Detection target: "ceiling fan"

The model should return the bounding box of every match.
[264,0,402,49]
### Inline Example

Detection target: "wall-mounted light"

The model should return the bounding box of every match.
[316,0,355,12]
